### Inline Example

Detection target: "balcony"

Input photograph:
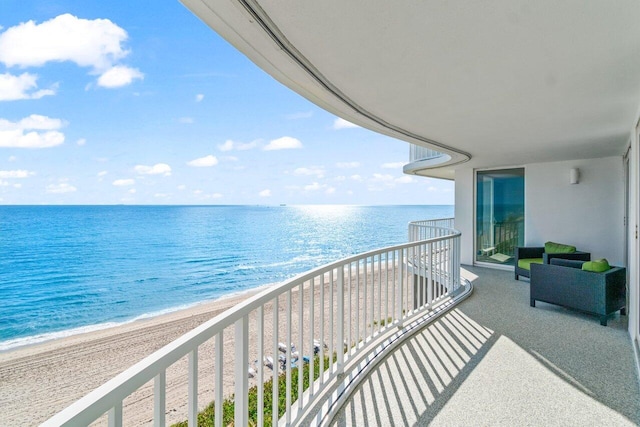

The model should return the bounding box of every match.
[332,266,640,426]
[403,145,452,176]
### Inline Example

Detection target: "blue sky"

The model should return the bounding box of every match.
[0,1,454,205]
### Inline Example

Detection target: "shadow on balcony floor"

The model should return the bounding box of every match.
[331,266,640,426]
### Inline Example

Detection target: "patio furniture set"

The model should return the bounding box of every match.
[515,242,627,326]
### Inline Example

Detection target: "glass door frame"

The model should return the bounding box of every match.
[473,165,526,270]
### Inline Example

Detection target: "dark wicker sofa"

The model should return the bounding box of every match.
[515,246,591,280]
[530,259,626,326]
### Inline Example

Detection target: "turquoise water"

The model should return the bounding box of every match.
[0,205,453,350]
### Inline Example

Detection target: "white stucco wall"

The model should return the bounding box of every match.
[526,156,625,266]
[454,156,625,267]
[454,168,474,265]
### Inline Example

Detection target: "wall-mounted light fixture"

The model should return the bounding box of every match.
[570,167,580,184]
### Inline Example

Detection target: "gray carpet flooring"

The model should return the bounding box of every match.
[331,266,640,426]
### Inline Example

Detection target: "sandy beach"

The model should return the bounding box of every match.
[0,263,409,426]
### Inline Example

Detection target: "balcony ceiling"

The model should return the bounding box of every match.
[182,0,640,178]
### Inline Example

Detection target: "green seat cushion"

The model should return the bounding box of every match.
[582,258,611,273]
[545,241,576,254]
[518,258,543,271]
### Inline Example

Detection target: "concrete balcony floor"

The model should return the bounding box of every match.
[331,266,640,426]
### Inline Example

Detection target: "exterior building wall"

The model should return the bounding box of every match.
[526,156,624,266]
[453,156,625,266]
[454,168,474,265]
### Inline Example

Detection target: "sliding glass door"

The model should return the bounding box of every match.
[476,168,525,266]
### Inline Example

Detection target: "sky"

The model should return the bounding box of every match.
[0,1,454,205]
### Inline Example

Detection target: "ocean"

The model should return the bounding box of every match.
[0,205,453,351]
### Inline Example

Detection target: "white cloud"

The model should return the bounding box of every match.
[293,166,324,178]
[222,156,238,162]
[113,178,135,186]
[259,189,271,197]
[195,94,204,102]
[381,162,405,169]
[304,182,324,191]
[218,139,259,152]
[97,170,108,177]
[0,170,33,178]
[177,184,186,190]
[264,136,302,151]
[178,117,194,124]
[46,182,76,193]
[187,155,218,167]
[0,72,56,101]
[0,14,128,69]
[134,163,171,176]
[325,187,336,195]
[128,188,136,194]
[372,173,394,182]
[395,176,414,184]
[0,114,65,148]
[350,174,363,182]
[154,193,169,198]
[76,138,86,146]
[8,156,16,162]
[97,65,143,88]
[332,118,360,130]
[336,161,360,169]
[285,111,313,120]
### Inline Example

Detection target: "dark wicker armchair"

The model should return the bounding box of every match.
[530,259,626,326]
[515,246,590,280]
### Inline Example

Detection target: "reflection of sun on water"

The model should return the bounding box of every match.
[293,205,357,221]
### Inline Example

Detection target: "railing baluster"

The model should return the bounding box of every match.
[363,258,368,341]
[108,402,122,427]
[188,348,198,427]
[397,249,404,324]
[347,263,352,355]
[298,282,304,413]
[369,257,374,337]
[355,261,360,348]
[215,332,223,427]
[377,254,382,334]
[428,242,433,306]
[385,252,389,329]
[337,265,344,373]
[257,306,264,426]
[286,290,292,424]
[272,298,279,427]
[309,279,315,396]
[319,275,325,383]
[329,269,334,373]
[154,371,166,427]
[234,316,248,427]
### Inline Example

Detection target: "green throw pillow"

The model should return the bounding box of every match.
[545,241,576,254]
[582,259,610,273]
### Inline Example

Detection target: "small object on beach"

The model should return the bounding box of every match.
[278,342,288,353]
[248,366,257,378]
[278,354,287,369]
[302,355,310,363]
[264,356,274,370]
[291,350,299,359]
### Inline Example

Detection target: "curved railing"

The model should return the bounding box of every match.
[404,144,452,175]
[44,218,464,427]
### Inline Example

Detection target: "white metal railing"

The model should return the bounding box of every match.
[409,144,444,163]
[408,217,455,241]
[43,218,462,427]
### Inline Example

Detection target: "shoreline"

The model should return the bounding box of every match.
[0,281,279,354]
[0,262,404,426]
[0,286,267,426]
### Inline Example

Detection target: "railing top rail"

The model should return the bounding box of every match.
[45,218,461,426]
